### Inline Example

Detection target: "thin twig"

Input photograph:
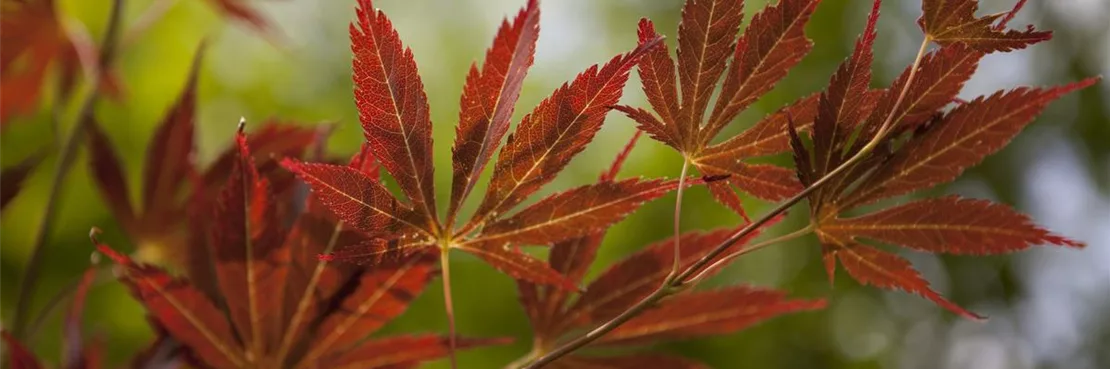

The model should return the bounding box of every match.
[522,36,935,369]
[685,224,815,286]
[11,0,127,339]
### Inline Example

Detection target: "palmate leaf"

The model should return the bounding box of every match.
[511,135,821,366]
[619,0,822,215]
[919,0,1050,53]
[98,130,500,368]
[292,0,668,295]
[789,0,1094,319]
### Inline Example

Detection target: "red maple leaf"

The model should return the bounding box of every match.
[615,0,824,218]
[512,134,824,367]
[96,128,507,368]
[788,0,1094,319]
[283,0,675,289]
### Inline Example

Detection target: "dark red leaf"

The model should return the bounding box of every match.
[919,0,1051,53]
[86,121,137,234]
[449,0,540,221]
[282,160,432,240]
[702,0,821,142]
[823,242,983,320]
[675,0,745,150]
[632,19,681,149]
[469,178,681,247]
[843,79,1099,207]
[470,37,661,225]
[351,0,438,223]
[456,242,578,290]
[822,196,1084,254]
[598,286,826,345]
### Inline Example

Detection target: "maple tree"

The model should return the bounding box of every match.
[0,0,1098,367]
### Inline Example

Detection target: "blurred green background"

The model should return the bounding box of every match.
[2,0,1108,368]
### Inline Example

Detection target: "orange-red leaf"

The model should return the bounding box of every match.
[598,286,826,345]
[843,79,1098,207]
[824,243,983,320]
[281,160,432,240]
[470,39,660,224]
[675,0,745,150]
[859,44,982,138]
[470,178,680,247]
[634,19,680,149]
[699,93,820,160]
[449,0,540,220]
[823,196,1083,254]
[456,242,577,290]
[919,0,1050,53]
[352,0,437,223]
[810,0,879,178]
[702,0,820,142]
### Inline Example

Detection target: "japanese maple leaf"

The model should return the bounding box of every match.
[513,134,825,367]
[615,0,823,218]
[96,129,505,368]
[87,48,317,269]
[788,0,1094,319]
[919,0,1050,53]
[282,0,675,291]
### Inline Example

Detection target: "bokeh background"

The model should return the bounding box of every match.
[2,0,1108,368]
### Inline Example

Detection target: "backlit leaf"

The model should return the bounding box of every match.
[598,286,826,345]
[675,0,745,150]
[470,37,661,225]
[919,0,1050,53]
[843,79,1099,207]
[702,0,820,142]
[470,178,681,247]
[352,0,438,223]
[450,0,540,221]
[822,196,1083,254]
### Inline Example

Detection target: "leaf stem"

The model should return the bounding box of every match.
[523,36,935,369]
[441,247,459,369]
[669,158,691,277]
[10,0,127,339]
